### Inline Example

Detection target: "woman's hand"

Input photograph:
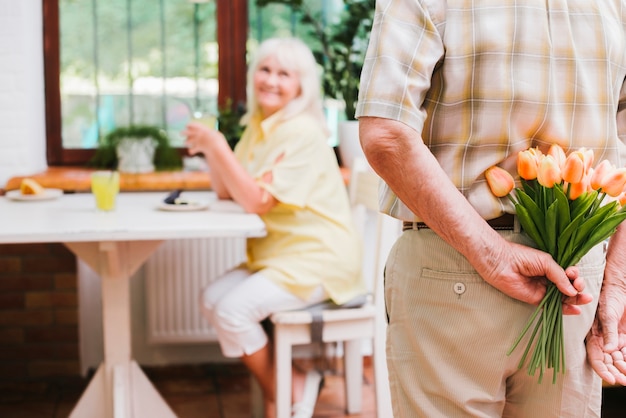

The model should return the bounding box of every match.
[182,122,228,157]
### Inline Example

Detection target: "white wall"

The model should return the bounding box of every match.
[0,0,47,188]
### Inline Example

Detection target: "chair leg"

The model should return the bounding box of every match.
[343,339,363,414]
[274,327,293,418]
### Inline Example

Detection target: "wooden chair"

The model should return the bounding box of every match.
[267,157,397,418]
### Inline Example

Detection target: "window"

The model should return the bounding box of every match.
[44,0,248,166]
[43,0,347,166]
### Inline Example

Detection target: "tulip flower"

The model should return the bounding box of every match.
[548,144,567,169]
[565,174,589,200]
[485,146,626,385]
[590,160,613,190]
[562,151,585,184]
[537,155,561,188]
[485,166,515,197]
[580,147,595,172]
[517,148,541,180]
[600,167,626,197]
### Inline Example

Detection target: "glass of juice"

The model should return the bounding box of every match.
[192,110,218,129]
[91,171,120,211]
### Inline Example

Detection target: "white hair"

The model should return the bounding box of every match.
[240,37,330,137]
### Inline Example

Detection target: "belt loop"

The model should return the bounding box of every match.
[412,222,418,231]
[514,215,520,233]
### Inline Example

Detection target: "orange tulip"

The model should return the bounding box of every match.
[562,151,586,184]
[600,167,626,197]
[548,144,567,169]
[580,147,595,172]
[565,173,590,200]
[485,166,515,197]
[590,160,614,190]
[517,148,541,180]
[537,155,562,188]
[618,191,626,207]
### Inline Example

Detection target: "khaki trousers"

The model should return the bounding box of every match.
[384,228,605,418]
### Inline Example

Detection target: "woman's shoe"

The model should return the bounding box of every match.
[291,369,324,418]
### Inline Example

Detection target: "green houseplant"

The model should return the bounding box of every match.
[256,0,375,121]
[218,98,247,150]
[90,125,182,172]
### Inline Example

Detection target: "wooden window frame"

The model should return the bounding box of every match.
[43,0,248,166]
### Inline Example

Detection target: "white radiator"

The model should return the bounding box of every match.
[144,237,247,344]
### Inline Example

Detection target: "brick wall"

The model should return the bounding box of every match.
[0,244,80,381]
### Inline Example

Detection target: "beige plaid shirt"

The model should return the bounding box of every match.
[356,0,626,221]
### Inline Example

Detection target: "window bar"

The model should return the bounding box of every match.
[193,3,201,112]
[255,2,263,40]
[91,0,101,143]
[126,0,135,125]
[160,0,167,129]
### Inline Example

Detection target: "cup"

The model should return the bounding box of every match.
[192,111,218,129]
[91,171,120,211]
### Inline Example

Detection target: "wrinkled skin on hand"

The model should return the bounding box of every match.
[587,282,626,386]
[477,239,591,314]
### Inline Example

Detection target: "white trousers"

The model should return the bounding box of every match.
[200,268,328,358]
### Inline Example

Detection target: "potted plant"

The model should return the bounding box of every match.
[90,125,182,173]
[256,0,375,167]
[218,98,247,151]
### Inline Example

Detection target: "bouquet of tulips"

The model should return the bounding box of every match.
[485,144,626,383]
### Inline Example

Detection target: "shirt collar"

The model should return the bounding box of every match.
[258,110,285,138]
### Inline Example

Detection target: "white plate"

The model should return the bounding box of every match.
[157,201,209,212]
[5,188,64,201]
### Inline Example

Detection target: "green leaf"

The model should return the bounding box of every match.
[565,210,626,266]
[573,201,619,246]
[544,201,559,256]
[515,204,547,251]
[521,179,538,201]
[569,190,598,220]
[515,189,546,232]
[554,186,571,234]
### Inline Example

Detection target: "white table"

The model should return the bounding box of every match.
[0,191,266,418]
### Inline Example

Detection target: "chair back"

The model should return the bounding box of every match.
[348,157,399,418]
[348,157,399,308]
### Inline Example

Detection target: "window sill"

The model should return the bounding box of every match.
[3,166,351,194]
[4,167,212,193]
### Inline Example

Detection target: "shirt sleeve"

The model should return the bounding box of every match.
[256,118,328,208]
[356,0,446,132]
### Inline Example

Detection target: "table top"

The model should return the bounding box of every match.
[0,191,266,244]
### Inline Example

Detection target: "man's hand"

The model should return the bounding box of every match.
[477,240,592,313]
[587,282,626,385]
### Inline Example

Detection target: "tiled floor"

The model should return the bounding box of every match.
[0,359,375,418]
[0,360,624,417]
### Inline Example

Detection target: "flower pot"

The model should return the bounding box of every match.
[116,137,158,173]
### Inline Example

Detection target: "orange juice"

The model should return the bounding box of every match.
[91,171,120,211]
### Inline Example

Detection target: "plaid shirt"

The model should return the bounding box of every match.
[356,0,626,221]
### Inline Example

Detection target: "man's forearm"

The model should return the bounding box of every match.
[359,117,505,274]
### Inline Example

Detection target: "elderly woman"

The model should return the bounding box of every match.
[183,37,364,418]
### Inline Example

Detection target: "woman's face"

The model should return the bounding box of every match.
[253,55,301,118]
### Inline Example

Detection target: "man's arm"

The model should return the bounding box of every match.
[359,116,589,309]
